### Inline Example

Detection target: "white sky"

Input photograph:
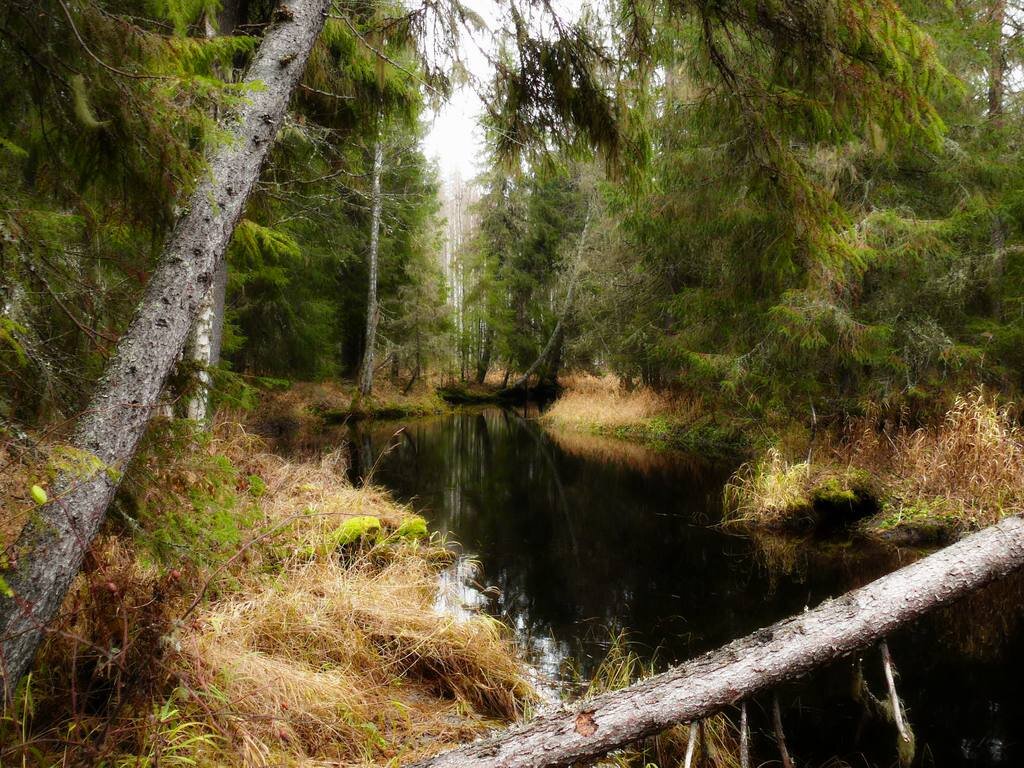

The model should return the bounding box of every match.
[423,80,488,182]
[421,0,587,183]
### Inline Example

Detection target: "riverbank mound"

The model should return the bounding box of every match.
[725,390,1024,545]
[540,375,749,456]
[1,416,531,766]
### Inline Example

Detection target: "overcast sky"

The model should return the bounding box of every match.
[420,0,586,183]
[422,77,488,182]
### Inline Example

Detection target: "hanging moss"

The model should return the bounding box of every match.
[70,75,109,131]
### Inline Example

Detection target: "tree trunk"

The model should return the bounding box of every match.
[0,0,331,699]
[412,514,1024,768]
[357,129,384,396]
[476,325,493,384]
[512,207,590,390]
[511,270,580,389]
[183,1,242,423]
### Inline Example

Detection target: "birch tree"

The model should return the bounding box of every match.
[357,125,385,396]
[182,1,244,423]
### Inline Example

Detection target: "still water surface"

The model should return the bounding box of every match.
[344,407,1024,766]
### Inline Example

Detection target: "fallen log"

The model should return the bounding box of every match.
[412,515,1024,768]
[0,0,331,698]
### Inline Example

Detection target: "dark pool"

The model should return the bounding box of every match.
[344,407,1024,767]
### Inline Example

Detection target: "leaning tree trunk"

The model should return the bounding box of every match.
[0,0,331,699]
[412,515,1024,768]
[357,128,384,396]
[512,207,590,390]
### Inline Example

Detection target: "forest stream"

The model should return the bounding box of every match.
[340,407,1024,768]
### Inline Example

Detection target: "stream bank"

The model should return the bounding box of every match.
[1,410,531,766]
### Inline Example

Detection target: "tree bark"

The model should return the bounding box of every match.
[357,128,384,396]
[0,0,331,699]
[476,325,493,384]
[412,515,1024,768]
[183,0,243,423]
[512,207,590,390]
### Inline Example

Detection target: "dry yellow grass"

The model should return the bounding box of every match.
[180,552,532,766]
[724,448,818,528]
[851,390,1024,527]
[545,374,702,431]
[175,420,533,766]
[726,389,1024,534]
[2,415,532,767]
[546,374,673,429]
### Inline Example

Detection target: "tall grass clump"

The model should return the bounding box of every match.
[545,374,684,429]
[543,374,748,455]
[859,390,1024,527]
[724,448,815,527]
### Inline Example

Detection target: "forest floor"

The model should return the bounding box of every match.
[0,408,532,766]
[542,377,1024,547]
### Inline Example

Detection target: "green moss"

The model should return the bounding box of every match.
[862,497,963,546]
[395,515,428,541]
[811,476,858,505]
[29,485,47,505]
[329,515,382,548]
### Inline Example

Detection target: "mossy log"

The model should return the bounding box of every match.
[412,515,1024,768]
[0,0,331,699]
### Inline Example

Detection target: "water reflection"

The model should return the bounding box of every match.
[345,407,1024,766]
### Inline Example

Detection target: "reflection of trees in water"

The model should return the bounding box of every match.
[747,530,907,594]
[365,409,760,677]
[927,569,1024,661]
[544,427,716,480]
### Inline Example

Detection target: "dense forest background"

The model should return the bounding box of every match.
[2,0,1021,426]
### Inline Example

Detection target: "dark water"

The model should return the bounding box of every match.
[344,407,1024,767]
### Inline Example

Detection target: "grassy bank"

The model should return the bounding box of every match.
[725,390,1024,545]
[255,379,448,432]
[541,375,749,457]
[1,415,530,766]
